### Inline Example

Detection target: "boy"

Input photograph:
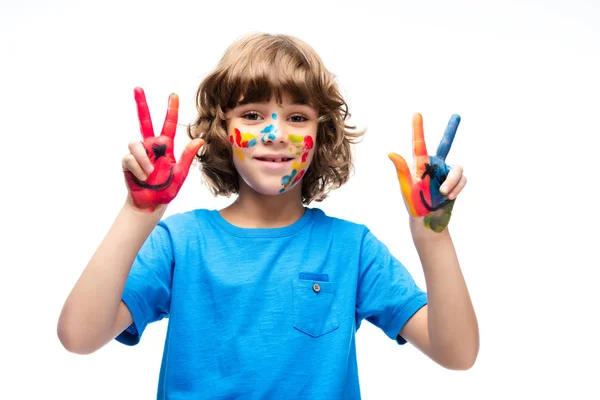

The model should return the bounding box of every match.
[58,33,478,399]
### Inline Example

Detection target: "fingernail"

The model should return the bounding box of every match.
[147,166,154,174]
[440,185,448,194]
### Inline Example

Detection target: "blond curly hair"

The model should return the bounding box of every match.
[187,33,364,204]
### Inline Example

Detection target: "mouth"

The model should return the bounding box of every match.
[254,157,294,163]
[254,156,295,170]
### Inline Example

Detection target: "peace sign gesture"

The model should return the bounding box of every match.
[123,87,204,212]
[388,114,466,232]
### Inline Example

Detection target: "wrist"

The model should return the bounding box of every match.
[122,200,167,222]
[410,216,451,245]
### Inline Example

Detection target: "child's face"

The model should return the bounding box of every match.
[225,95,318,196]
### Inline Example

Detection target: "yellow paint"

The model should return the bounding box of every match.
[289,134,304,143]
[233,147,244,161]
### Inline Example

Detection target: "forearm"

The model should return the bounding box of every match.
[58,203,165,353]
[411,220,479,369]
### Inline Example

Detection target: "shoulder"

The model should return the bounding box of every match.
[309,207,370,239]
[157,208,219,234]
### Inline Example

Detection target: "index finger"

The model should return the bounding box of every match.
[435,114,461,161]
[160,93,179,139]
[413,113,429,179]
[134,87,155,140]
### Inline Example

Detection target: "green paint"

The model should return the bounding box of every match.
[289,134,304,143]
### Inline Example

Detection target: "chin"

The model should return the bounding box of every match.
[243,180,281,196]
[242,178,298,197]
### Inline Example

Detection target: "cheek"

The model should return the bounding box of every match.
[229,128,258,162]
[288,134,315,162]
[230,128,258,150]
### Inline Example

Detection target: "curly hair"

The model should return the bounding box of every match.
[187,33,364,204]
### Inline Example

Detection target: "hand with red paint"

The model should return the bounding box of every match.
[388,113,466,233]
[122,87,204,212]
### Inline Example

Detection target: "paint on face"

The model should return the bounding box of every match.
[233,147,245,161]
[272,113,277,120]
[279,161,307,193]
[279,134,315,193]
[260,124,278,143]
[277,104,284,109]
[230,128,257,148]
[301,135,314,162]
[289,134,304,143]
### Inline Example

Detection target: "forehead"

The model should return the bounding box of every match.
[233,85,312,108]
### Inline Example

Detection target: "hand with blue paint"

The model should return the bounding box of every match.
[388,113,466,233]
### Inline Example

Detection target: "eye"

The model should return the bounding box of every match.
[288,114,308,123]
[242,111,263,121]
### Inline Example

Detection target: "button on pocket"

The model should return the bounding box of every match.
[292,279,339,338]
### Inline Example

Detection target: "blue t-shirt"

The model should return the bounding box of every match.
[116,207,427,399]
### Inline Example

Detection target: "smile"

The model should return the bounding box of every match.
[133,167,174,190]
[254,157,294,170]
[255,157,294,162]
[419,190,453,212]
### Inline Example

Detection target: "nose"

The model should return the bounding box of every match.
[260,119,287,145]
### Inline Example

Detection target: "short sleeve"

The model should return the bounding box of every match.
[115,221,174,346]
[356,229,427,345]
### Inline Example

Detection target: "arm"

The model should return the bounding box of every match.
[400,221,479,370]
[389,113,478,369]
[57,205,165,354]
[57,88,203,355]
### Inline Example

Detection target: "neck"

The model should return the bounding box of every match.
[219,181,305,228]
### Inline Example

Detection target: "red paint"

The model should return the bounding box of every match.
[294,169,306,183]
[303,136,314,150]
[125,87,204,212]
[234,128,242,147]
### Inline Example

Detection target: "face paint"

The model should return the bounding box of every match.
[279,161,307,193]
[289,134,304,143]
[230,128,257,148]
[225,97,318,197]
[233,147,245,161]
[260,124,278,143]
[124,87,204,212]
[388,113,461,233]
[278,134,315,193]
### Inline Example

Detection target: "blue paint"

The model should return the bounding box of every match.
[260,125,278,143]
[281,169,297,187]
[436,114,460,161]
[247,138,257,147]
[260,125,275,134]
[427,155,452,209]
[272,113,277,120]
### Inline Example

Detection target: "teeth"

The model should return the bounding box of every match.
[259,157,290,162]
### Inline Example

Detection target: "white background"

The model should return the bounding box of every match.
[1,0,599,398]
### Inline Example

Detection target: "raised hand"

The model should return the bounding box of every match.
[388,113,464,233]
[122,87,204,212]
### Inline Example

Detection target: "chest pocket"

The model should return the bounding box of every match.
[291,276,339,338]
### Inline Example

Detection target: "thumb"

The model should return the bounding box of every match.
[388,152,418,217]
[178,138,205,172]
